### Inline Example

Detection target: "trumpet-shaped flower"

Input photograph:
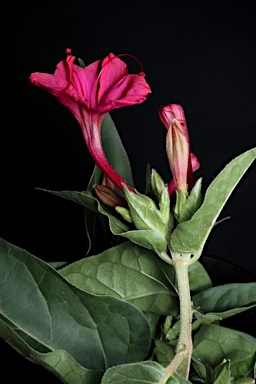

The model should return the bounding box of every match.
[30,49,152,192]
[159,104,200,194]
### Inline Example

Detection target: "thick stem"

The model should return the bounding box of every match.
[159,258,192,383]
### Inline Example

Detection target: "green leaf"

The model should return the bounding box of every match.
[234,377,255,384]
[193,324,256,370]
[101,361,165,383]
[60,241,178,316]
[165,373,192,383]
[192,357,214,383]
[153,340,175,367]
[0,238,151,373]
[38,189,129,233]
[213,359,231,384]
[192,283,256,314]
[234,378,255,383]
[188,261,212,293]
[101,113,134,187]
[231,352,256,382]
[0,318,103,384]
[100,358,192,384]
[87,164,103,190]
[171,147,256,256]
[120,229,168,255]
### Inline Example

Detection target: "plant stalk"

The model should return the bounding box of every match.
[159,258,192,383]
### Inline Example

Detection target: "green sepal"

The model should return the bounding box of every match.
[174,190,187,219]
[159,187,173,230]
[176,178,203,223]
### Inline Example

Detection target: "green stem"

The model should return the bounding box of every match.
[159,258,192,383]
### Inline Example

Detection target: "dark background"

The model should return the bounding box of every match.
[1,0,256,381]
[2,0,256,269]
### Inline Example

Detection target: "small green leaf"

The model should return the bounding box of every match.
[171,147,256,256]
[213,359,231,384]
[165,372,192,383]
[61,241,178,316]
[231,351,256,381]
[152,339,175,367]
[192,357,214,382]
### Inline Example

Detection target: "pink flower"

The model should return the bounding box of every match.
[159,104,200,195]
[30,49,152,192]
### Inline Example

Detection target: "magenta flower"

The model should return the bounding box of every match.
[159,104,200,195]
[30,49,152,192]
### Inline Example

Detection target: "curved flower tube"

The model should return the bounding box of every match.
[159,104,200,195]
[30,49,152,192]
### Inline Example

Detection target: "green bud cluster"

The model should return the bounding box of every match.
[116,170,174,238]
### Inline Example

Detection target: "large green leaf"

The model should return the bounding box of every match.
[171,147,256,256]
[0,318,103,384]
[60,241,178,316]
[0,238,151,375]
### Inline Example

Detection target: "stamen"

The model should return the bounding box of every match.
[115,53,145,74]
[97,53,145,84]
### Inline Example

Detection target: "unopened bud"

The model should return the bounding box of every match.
[151,169,166,200]
[159,186,173,228]
[94,185,127,208]
[115,206,133,223]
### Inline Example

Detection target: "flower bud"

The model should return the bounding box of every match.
[115,206,133,223]
[94,185,127,208]
[151,169,166,200]
[159,186,172,227]
[166,119,190,193]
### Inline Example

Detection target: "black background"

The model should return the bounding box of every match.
[2,0,256,269]
[1,0,256,381]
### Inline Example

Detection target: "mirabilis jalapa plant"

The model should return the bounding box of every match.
[0,49,256,384]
